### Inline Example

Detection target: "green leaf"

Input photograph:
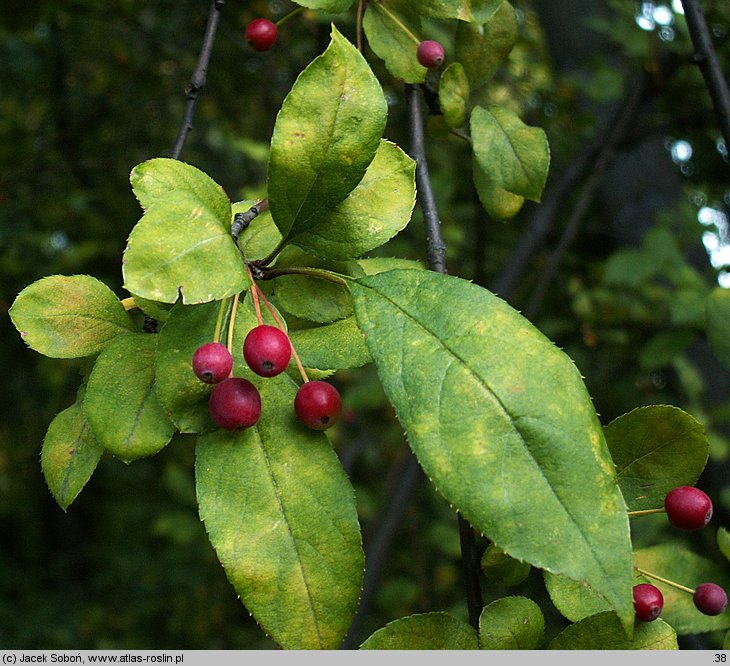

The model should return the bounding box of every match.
[195,373,364,650]
[290,140,416,260]
[414,0,503,22]
[360,612,479,649]
[131,296,174,324]
[293,0,355,11]
[84,333,175,462]
[289,317,371,370]
[349,269,633,631]
[10,275,135,358]
[268,25,387,243]
[271,273,353,324]
[455,3,518,90]
[129,158,231,223]
[439,63,470,129]
[604,228,689,288]
[41,396,105,511]
[480,544,531,586]
[549,612,678,649]
[706,287,730,370]
[358,257,426,274]
[639,331,697,370]
[266,248,361,324]
[718,527,730,564]
[473,157,525,221]
[633,544,730,635]
[543,571,611,623]
[479,596,544,649]
[603,249,657,287]
[603,405,709,512]
[362,2,426,84]
[122,190,245,305]
[471,105,550,202]
[155,301,220,434]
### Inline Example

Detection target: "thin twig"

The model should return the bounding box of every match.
[171,0,225,160]
[356,0,366,53]
[680,0,730,155]
[232,199,269,243]
[406,84,448,274]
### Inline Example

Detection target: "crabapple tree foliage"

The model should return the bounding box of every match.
[9,0,730,651]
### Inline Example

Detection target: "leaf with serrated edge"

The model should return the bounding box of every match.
[10,275,135,358]
[544,571,611,623]
[471,105,549,201]
[41,397,104,511]
[549,612,677,650]
[196,372,363,650]
[360,612,478,649]
[130,158,230,222]
[291,140,416,261]
[123,192,245,304]
[267,25,387,243]
[604,405,709,511]
[349,269,633,632]
[84,333,175,462]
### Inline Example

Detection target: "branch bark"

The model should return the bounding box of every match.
[171,0,225,160]
[680,0,730,156]
[406,84,448,274]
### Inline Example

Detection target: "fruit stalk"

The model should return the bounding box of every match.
[634,567,696,594]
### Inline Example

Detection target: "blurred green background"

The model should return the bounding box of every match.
[2,0,730,649]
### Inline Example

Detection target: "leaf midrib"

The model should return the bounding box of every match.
[253,426,323,647]
[356,278,620,596]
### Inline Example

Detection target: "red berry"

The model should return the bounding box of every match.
[192,342,233,384]
[633,583,664,622]
[294,381,341,431]
[243,325,292,377]
[245,18,278,52]
[664,486,713,530]
[693,583,728,616]
[209,377,261,431]
[417,40,445,69]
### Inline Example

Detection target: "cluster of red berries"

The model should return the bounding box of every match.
[192,324,341,432]
[632,486,727,622]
